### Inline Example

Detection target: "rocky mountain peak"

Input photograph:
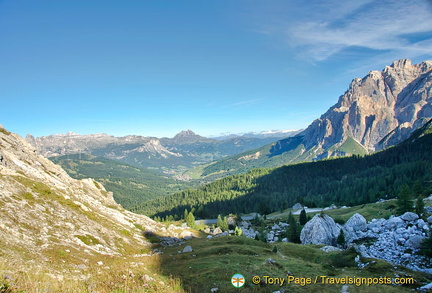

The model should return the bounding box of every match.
[171,129,210,144]
[177,129,196,136]
[301,59,432,154]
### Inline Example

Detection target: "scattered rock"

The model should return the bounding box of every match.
[292,203,303,210]
[179,230,194,239]
[182,245,193,253]
[320,246,343,253]
[300,213,340,246]
[77,264,87,270]
[419,282,432,292]
[341,284,349,293]
[213,227,223,235]
[401,212,419,222]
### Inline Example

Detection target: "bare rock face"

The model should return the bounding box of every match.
[299,59,432,157]
[300,213,340,246]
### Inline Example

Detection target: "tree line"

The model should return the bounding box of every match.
[139,131,432,220]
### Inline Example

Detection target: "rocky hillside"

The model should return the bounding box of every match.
[199,59,432,177]
[0,124,189,291]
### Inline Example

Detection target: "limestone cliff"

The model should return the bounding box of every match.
[272,59,432,159]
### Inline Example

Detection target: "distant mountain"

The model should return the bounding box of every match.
[200,59,432,178]
[26,129,297,178]
[167,129,213,145]
[143,118,432,219]
[210,129,301,140]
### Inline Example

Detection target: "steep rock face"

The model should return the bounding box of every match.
[272,59,432,159]
[300,213,340,246]
[0,125,162,265]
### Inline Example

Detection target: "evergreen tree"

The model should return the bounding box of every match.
[186,211,196,228]
[183,209,189,221]
[413,180,424,197]
[415,196,425,217]
[234,226,243,236]
[287,212,300,243]
[396,184,414,215]
[337,229,346,248]
[419,232,432,257]
[299,209,307,225]
[217,215,228,231]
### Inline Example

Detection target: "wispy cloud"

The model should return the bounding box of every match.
[262,0,432,62]
[220,98,264,109]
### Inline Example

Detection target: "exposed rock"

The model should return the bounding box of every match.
[401,212,419,222]
[270,59,432,162]
[419,282,432,292]
[427,215,432,224]
[343,213,367,243]
[182,245,193,253]
[384,216,404,229]
[292,203,303,210]
[320,246,343,253]
[300,213,340,246]
[179,230,194,239]
[346,213,367,232]
[213,227,223,235]
[352,213,431,272]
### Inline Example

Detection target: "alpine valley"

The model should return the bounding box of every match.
[2,59,432,292]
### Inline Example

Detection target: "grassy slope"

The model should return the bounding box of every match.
[158,236,431,293]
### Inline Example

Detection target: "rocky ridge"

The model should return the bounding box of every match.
[273,59,432,159]
[0,124,168,268]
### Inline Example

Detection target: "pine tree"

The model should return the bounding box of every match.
[299,209,307,225]
[287,212,300,243]
[415,196,425,217]
[396,184,414,215]
[413,180,424,197]
[337,229,346,248]
[183,209,189,221]
[234,226,243,236]
[186,211,195,228]
[217,215,228,231]
[419,232,432,257]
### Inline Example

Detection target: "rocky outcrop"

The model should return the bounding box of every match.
[271,59,432,160]
[300,213,340,246]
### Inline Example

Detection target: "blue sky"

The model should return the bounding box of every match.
[1,0,432,138]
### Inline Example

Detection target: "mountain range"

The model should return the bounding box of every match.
[26,129,297,178]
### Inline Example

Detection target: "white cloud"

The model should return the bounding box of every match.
[268,0,432,61]
[220,98,263,109]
